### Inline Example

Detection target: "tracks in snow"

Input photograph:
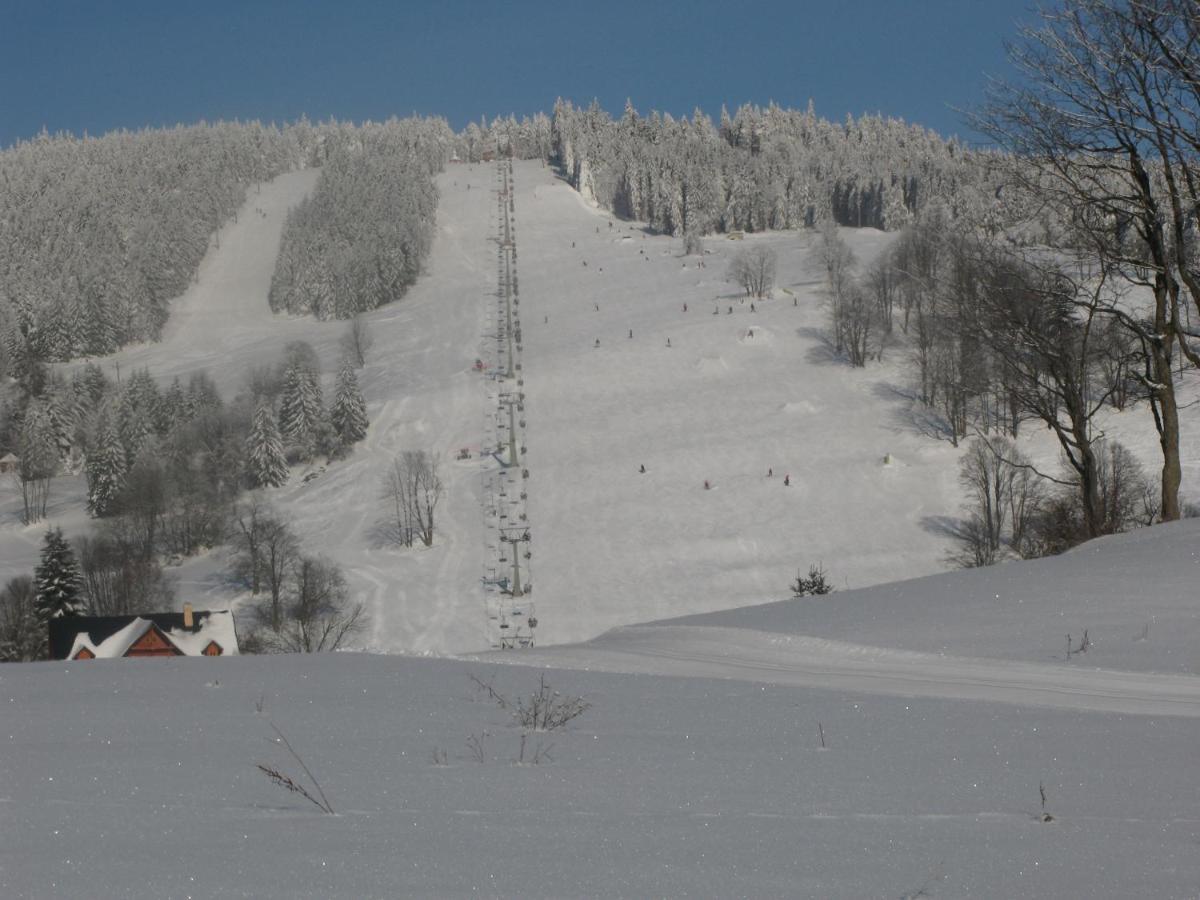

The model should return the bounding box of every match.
[483,624,1200,717]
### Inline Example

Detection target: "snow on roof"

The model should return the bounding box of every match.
[166,610,239,656]
[65,610,239,659]
[69,618,155,659]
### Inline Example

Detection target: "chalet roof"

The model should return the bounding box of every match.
[49,610,240,660]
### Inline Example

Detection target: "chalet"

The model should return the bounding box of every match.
[0,452,19,474]
[48,604,240,661]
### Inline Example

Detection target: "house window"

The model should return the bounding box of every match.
[203,641,223,656]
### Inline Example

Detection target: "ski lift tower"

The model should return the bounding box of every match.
[496,525,536,648]
[497,394,520,467]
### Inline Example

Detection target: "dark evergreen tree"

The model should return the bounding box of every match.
[330,360,368,446]
[246,404,289,488]
[34,527,84,634]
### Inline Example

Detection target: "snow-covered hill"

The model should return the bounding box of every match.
[4,160,1198,657]
[6,160,1200,899]
[4,520,1200,898]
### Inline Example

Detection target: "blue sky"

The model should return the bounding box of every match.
[0,0,1032,148]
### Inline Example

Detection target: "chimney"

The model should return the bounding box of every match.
[183,602,194,629]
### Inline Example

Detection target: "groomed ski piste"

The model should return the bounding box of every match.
[3,160,1200,898]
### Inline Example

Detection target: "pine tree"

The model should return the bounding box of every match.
[330,360,368,446]
[118,388,154,467]
[85,414,128,517]
[186,371,222,417]
[278,363,324,456]
[161,377,188,429]
[247,404,289,488]
[73,363,111,407]
[34,527,84,632]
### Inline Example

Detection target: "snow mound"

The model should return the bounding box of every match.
[738,326,774,344]
[693,353,729,374]
[780,400,820,415]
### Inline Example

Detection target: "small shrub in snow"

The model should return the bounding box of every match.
[256,721,334,814]
[466,730,489,764]
[790,563,834,597]
[469,672,591,731]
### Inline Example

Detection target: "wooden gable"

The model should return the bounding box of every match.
[202,640,223,656]
[125,625,183,657]
[72,646,95,660]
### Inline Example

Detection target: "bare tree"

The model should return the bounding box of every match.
[728,245,777,298]
[274,556,367,653]
[383,451,443,547]
[340,314,374,368]
[974,0,1200,521]
[835,278,879,367]
[973,252,1118,539]
[15,401,57,525]
[76,530,176,616]
[867,253,898,336]
[235,509,300,632]
[814,221,856,301]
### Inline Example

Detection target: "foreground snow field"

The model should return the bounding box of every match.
[4,588,1199,899]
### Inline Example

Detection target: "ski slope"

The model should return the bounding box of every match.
[4,159,1198,657]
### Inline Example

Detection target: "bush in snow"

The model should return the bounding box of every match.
[790,563,834,597]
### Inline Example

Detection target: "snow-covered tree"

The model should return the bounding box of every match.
[278,363,324,457]
[268,117,449,320]
[85,414,128,518]
[246,404,289,488]
[330,361,368,447]
[0,120,304,361]
[34,527,84,630]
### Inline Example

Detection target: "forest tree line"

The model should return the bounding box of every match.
[0,115,455,369]
[548,99,1012,237]
[268,117,454,319]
